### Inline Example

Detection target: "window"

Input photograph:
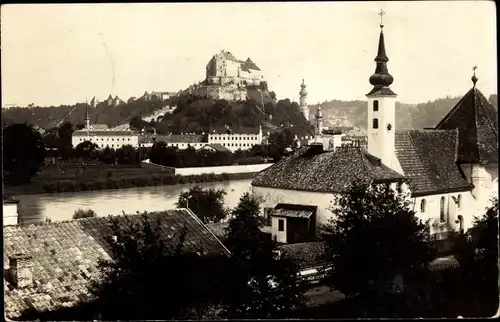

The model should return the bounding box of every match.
[373,100,379,111]
[440,196,446,222]
[457,194,461,209]
[373,118,379,129]
[420,199,426,213]
[278,219,284,232]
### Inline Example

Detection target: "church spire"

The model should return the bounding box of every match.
[84,100,90,130]
[367,9,396,96]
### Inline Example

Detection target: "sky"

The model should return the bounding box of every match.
[1,1,497,107]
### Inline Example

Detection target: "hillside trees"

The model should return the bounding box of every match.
[3,123,46,185]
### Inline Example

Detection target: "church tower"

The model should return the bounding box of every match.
[299,79,309,121]
[366,9,397,168]
[84,102,90,130]
[314,105,323,136]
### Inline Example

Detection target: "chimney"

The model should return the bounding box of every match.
[9,254,33,288]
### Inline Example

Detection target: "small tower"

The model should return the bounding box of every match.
[366,9,397,168]
[84,101,90,130]
[299,79,309,121]
[314,105,323,136]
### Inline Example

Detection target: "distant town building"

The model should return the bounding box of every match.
[299,79,309,122]
[208,125,263,152]
[72,104,139,149]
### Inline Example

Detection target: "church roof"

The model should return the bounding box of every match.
[252,145,404,193]
[395,129,473,197]
[435,86,498,163]
[3,210,230,320]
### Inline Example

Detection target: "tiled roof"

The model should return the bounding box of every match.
[3,209,229,320]
[366,87,397,96]
[272,204,317,219]
[278,242,328,269]
[252,145,404,193]
[435,86,498,163]
[241,58,261,71]
[202,143,231,153]
[204,222,271,240]
[209,126,261,135]
[91,124,109,130]
[395,129,473,197]
[73,130,137,136]
[220,50,239,62]
[139,134,206,144]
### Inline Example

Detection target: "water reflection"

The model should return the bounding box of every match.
[15,179,253,224]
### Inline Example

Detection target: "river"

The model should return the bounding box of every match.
[14,179,253,224]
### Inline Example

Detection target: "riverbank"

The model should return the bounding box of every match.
[5,170,258,196]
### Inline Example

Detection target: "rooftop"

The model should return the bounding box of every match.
[435,85,498,163]
[252,145,404,193]
[395,129,473,197]
[209,126,261,135]
[3,209,229,320]
[138,134,206,144]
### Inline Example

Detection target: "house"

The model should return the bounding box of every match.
[3,195,19,226]
[208,125,263,152]
[3,209,230,320]
[139,133,207,149]
[200,143,232,153]
[72,104,140,149]
[251,16,498,244]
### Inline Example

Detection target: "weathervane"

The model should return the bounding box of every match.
[378,9,386,28]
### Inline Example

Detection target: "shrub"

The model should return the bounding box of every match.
[73,208,97,219]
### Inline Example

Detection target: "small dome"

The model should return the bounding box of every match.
[299,79,308,96]
[315,106,323,119]
[369,72,394,87]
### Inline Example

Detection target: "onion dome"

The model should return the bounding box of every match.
[315,106,323,119]
[299,79,308,97]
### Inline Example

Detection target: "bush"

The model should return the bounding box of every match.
[73,208,97,219]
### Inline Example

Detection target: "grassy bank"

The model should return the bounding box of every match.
[5,166,257,196]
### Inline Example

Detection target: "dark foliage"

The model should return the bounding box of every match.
[3,123,46,185]
[176,186,229,223]
[89,214,232,320]
[222,193,307,318]
[322,181,438,299]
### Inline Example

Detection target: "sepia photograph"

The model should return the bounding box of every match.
[1,1,498,320]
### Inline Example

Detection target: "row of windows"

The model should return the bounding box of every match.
[419,194,462,223]
[210,136,259,141]
[78,137,132,142]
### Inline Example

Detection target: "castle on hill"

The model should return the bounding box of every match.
[183,50,267,101]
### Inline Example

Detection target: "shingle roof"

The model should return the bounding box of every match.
[209,126,261,135]
[278,242,328,269]
[73,130,138,136]
[252,145,404,193]
[3,209,229,320]
[139,134,206,144]
[202,143,231,153]
[272,204,317,219]
[395,129,473,197]
[435,86,498,163]
[220,50,239,62]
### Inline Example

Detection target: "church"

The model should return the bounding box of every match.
[251,13,498,244]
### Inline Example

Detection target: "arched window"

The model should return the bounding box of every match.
[440,196,446,222]
[373,118,379,129]
[457,194,461,209]
[420,199,426,213]
[373,100,379,111]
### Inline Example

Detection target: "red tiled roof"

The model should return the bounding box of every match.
[395,129,473,197]
[435,86,498,163]
[252,145,404,193]
[3,209,229,319]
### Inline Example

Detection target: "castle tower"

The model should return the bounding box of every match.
[299,79,309,121]
[314,105,323,136]
[366,9,397,168]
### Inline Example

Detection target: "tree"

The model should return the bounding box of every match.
[90,213,231,320]
[3,123,46,185]
[74,141,100,160]
[73,208,97,219]
[322,181,437,300]
[488,94,497,107]
[176,186,229,223]
[222,193,307,319]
